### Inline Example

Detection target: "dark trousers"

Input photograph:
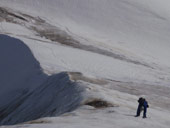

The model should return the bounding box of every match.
[143,106,147,117]
[136,105,147,117]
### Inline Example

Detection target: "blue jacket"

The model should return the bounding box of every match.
[143,101,149,108]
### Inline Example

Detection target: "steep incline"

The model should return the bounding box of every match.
[1,1,170,83]
[0,1,170,127]
[1,0,170,68]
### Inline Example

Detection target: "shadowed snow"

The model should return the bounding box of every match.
[0,35,84,125]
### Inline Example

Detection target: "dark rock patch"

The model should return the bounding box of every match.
[85,99,114,108]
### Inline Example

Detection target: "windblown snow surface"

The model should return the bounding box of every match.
[0,0,170,128]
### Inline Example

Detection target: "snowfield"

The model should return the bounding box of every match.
[0,0,170,128]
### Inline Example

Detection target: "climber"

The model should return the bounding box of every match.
[135,97,149,118]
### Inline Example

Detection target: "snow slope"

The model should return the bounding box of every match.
[1,0,170,67]
[0,0,170,127]
[1,0,170,85]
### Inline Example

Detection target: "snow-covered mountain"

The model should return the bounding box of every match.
[0,0,170,127]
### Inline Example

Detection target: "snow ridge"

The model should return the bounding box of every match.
[0,35,84,125]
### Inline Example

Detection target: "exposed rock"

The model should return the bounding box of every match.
[85,99,115,108]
